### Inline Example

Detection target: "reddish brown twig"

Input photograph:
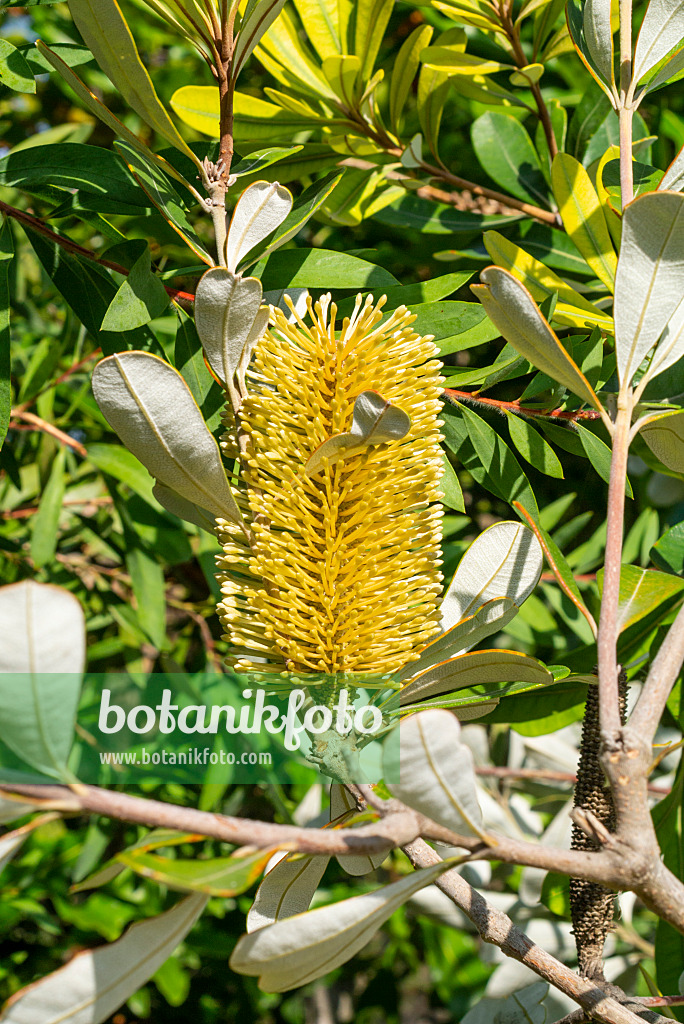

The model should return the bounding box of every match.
[10,409,87,456]
[443,388,603,422]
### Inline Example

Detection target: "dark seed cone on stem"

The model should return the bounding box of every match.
[570,673,628,980]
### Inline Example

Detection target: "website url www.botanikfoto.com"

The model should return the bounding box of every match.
[99,749,273,766]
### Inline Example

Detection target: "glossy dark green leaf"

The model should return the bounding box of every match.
[0,219,12,448]
[402,301,500,355]
[101,241,169,332]
[654,760,684,1004]
[0,143,147,207]
[651,521,684,576]
[458,402,539,520]
[566,84,612,161]
[515,223,593,277]
[24,228,160,356]
[174,313,224,432]
[18,42,92,73]
[602,159,664,211]
[0,38,36,93]
[506,412,564,478]
[440,453,465,512]
[231,144,304,178]
[87,443,155,501]
[576,422,633,497]
[471,112,550,207]
[30,448,67,569]
[259,247,398,290]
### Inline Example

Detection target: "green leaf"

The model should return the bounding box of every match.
[67,0,202,168]
[231,145,304,178]
[118,847,277,897]
[87,442,156,501]
[260,247,398,289]
[597,564,684,632]
[458,402,539,520]
[603,158,664,210]
[0,579,85,779]
[24,227,160,356]
[292,0,347,59]
[171,87,318,140]
[471,267,605,412]
[30,448,67,569]
[101,241,169,332]
[0,142,147,207]
[115,140,212,265]
[372,193,520,235]
[173,312,224,427]
[422,46,513,76]
[353,0,394,78]
[18,42,92,73]
[440,452,465,511]
[417,61,451,157]
[651,521,684,575]
[640,409,684,473]
[506,412,564,478]
[0,38,36,93]
[576,422,633,496]
[566,84,613,161]
[233,0,288,78]
[471,112,549,207]
[399,649,553,705]
[654,760,684,1008]
[633,0,684,82]
[551,153,617,290]
[0,219,12,448]
[390,23,433,132]
[566,0,614,95]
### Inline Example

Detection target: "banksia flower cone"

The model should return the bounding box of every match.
[217,294,445,682]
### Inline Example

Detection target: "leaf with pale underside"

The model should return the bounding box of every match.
[582,0,614,87]
[439,521,543,632]
[639,409,684,473]
[0,580,84,780]
[247,853,330,931]
[67,0,201,170]
[330,784,388,876]
[386,709,485,838]
[399,649,553,706]
[0,795,36,824]
[660,143,684,191]
[263,287,309,321]
[633,0,684,82]
[225,181,293,272]
[645,296,684,382]
[194,268,264,383]
[229,860,455,992]
[614,191,684,387]
[152,483,216,532]
[401,597,518,680]
[472,267,605,413]
[34,43,195,192]
[0,894,207,1023]
[92,352,241,525]
[305,391,411,475]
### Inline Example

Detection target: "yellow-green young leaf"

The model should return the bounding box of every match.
[35,42,194,192]
[483,230,602,315]
[417,62,451,157]
[255,6,335,99]
[247,854,331,931]
[321,54,360,107]
[292,0,347,59]
[305,390,410,474]
[0,894,207,1024]
[551,153,618,290]
[67,0,201,170]
[506,411,564,478]
[596,144,623,249]
[170,88,316,140]
[353,0,394,79]
[422,46,514,75]
[472,267,604,413]
[229,860,456,992]
[117,847,279,897]
[509,62,544,86]
[640,409,684,473]
[433,0,502,31]
[233,0,287,79]
[389,23,433,132]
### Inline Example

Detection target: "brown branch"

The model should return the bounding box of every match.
[10,409,87,457]
[443,388,603,421]
[474,765,670,796]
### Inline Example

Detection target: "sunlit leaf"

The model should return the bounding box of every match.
[551,153,617,290]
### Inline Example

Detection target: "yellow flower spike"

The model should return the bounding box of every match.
[216,293,446,681]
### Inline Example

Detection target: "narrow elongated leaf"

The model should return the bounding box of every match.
[330,785,388,875]
[660,142,684,191]
[229,861,455,992]
[152,483,216,532]
[171,88,316,140]
[0,580,84,778]
[458,402,540,519]
[305,391,410,475]
[640,409,684,472]
[472,267,604,413]
[101,242,169,331]
[506,412,564,478]
[439,452,465,511]
[91,352,241,524]
[551,153,617,290]
[0,817,51,875]
[390,24,433,131]
[576,421,633,496]
[633,0,684,81]
[233,0,287,77]
[30,448,66,568]
[0,219,12,447]
[401,598,518,680]
[0,894,207,1023]
[225,181,293,271]
[472,112,549,207]
[399,650,553,705]
[353,0,394,78]
[422,47,514,75]
[67,0,201,168]
[34,43,193,191]
[440,520,543,630]
[614,191,684,386]
[386,709,485,837]
[118,847,277,897]
[417,62,450,157]
[292,0,346,59]
[194,268,264,382]
[582,0,614,86]
[247,854,330,931]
